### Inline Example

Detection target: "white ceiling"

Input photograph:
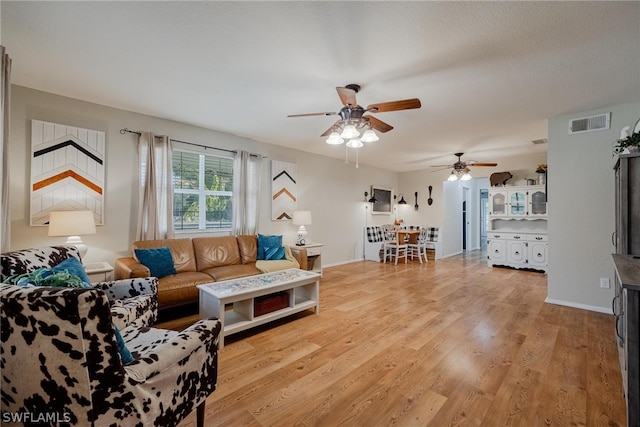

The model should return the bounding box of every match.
[2,1,639,172]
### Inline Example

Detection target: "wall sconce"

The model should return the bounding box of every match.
[396,194,407,205]
[365,191,377,203]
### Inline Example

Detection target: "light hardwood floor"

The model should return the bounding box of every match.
[162,251,627,426]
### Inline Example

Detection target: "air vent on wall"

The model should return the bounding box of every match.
[568,112,610,134]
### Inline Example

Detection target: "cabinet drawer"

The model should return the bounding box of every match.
[488,233,512,240]
[527,235,548,242]
[507,234,526,241]
[305,247,322,256]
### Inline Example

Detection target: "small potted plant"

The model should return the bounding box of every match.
[615,120,640,154]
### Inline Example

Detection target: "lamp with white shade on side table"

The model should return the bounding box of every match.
[48,210,96,258]
[291,210,323,276]
[48,210,113,281]
[292,210,312,246]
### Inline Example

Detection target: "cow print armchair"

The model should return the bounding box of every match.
[1,245,157,330]
[0,279,221,426]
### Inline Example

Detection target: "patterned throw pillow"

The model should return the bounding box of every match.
[257,234,286,260]
[134,246,177,278]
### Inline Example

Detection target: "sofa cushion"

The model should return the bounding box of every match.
[193,236,241,270]
[134,247,177,278]
[237,235,258,264]
[156,271,214,309]
[133,238,196,273]
[202,264,262,282]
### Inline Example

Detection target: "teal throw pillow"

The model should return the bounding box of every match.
[257,234,285,260]
[52,256,92,285]
[264,246,285,260]
[113,326,134,365]
[134,247,177,278]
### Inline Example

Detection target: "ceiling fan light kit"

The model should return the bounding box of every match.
[288,84,421,167]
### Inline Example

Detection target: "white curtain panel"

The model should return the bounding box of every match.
[136,132,174,240]
[1,46,11,252]
[232,150,263,235]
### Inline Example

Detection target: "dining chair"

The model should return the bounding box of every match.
[383,227,407,265]
[407,227,429,263]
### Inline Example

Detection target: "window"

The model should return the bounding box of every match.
[172,150,233,231]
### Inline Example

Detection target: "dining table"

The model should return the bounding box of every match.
[396,229,420,245]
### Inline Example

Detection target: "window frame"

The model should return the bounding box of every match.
[172,148,234,233]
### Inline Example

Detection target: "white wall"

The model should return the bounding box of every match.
[8,85,398,267]
[547,101,640,312]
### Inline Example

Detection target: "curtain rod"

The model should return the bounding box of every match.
[119,128,265,158]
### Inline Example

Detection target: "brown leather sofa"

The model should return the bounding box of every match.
[115,235,307,310]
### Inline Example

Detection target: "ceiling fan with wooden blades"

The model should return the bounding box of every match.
[431,152,497,181]
[287,84,421,142]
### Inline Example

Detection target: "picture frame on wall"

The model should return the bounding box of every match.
[371,186,392,214]
[271,160,297,220]
[30,120,105,226]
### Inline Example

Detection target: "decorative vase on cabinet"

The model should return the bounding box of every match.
[537,172,546,185]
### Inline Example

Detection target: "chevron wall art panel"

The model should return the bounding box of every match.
[30,120,105,226]
[271,160,297,221]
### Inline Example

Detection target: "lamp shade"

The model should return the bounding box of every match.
[360,129,379,143]
[292,210,312,226]
[48,211,96,236]
[346,138,363,148]
[340,125,359,139]
[326,132,344,145]
[48,210,96,258]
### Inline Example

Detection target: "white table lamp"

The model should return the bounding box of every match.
[292,210,312,246]
[48,210,97,258]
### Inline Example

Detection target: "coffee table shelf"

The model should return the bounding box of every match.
[198,269,321,348]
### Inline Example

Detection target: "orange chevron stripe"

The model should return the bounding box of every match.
[33,170,103,195]
[272,187,296,202]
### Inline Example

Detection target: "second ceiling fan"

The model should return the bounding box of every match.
[431,152,498,181]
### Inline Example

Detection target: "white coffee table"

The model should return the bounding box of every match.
[198,268,321,348]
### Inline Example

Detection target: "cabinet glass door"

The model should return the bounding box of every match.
[530,190,547,215]
[491,192,506,215]
[509,191,526,216]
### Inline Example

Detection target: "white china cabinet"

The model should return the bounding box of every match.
[487,185,547,272]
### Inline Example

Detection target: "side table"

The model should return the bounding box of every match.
[84,261,114,282]
[297,242,323,276]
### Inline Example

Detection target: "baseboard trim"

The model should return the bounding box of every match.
[544,297,612,315]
